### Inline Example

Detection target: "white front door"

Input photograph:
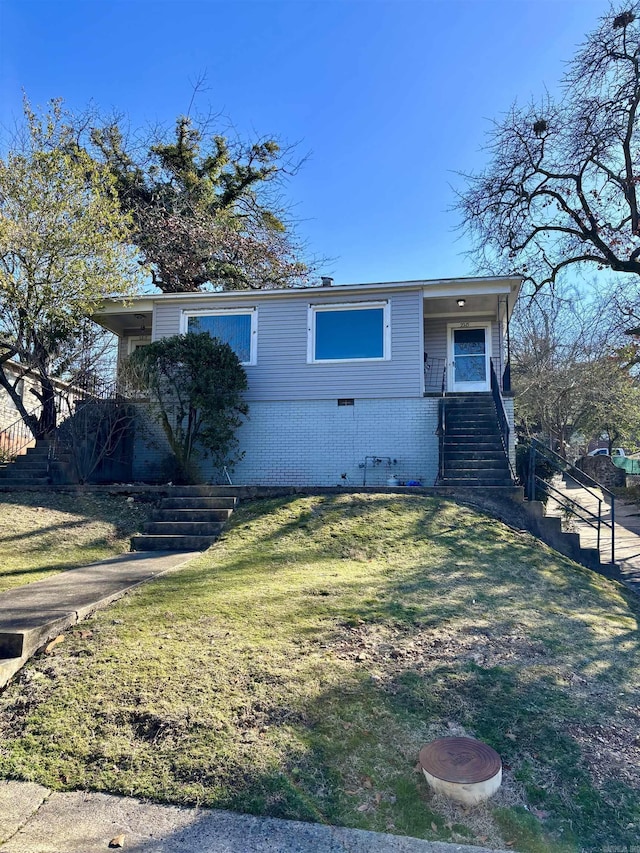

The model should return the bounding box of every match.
[447,323,491,392]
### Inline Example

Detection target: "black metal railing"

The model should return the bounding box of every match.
[424,356,447,394]
[490,359,515,480]
[525,438,616,566]
[0,407,40,461]
[502,358,511,394]
[0,374,133,467]
[437,397,446,481]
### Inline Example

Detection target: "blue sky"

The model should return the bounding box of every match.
[0,0,612,285]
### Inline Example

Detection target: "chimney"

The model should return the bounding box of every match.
[321,276,334,287]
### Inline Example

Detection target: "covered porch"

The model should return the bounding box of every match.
[421,277,519,396]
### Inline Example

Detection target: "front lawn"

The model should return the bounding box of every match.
[0,490,153,591]
[0,494,638,852]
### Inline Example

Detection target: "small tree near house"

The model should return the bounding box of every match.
[127,332,248,483]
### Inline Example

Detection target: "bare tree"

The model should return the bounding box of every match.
[55,396,137,484]
[458,4,640,297]
[512,289,640,453]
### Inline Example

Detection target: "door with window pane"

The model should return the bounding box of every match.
[448,326,490,392]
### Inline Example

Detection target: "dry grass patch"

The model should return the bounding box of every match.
[0,493,638,852]
[0,490,153,590]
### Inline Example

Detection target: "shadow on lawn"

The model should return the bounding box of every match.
[0,490,156,588]
[210,494,640,848]
[4,493,638,851]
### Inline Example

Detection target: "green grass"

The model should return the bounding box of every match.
[0,493,638,852]
[0,490,154,591]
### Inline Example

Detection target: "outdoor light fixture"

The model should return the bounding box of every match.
[457,299,466,307]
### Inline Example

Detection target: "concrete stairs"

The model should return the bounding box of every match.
[542,473,635,573]
[438,394,513,488]
[131,488,237,551]
[0,438,76,488]
[523,495,606,573]
[0,440,52,487]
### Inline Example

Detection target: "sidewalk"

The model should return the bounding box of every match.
[0,551,199,688]
[0,781,512,853]
[545,476,640,593]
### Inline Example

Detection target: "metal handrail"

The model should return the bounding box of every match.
[489,359,515,481]
[437,398,446,481]
[530,438,613,506]
[0,405,41,461]
[535,476,605,553]
[502,358,512,394]
[526,438,615,565]
[0,374,131,466]
[424,356,447,394]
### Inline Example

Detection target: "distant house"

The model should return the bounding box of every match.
[0,362,77,458]
[94,275,521,486]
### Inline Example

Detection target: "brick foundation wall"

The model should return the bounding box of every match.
[131,404,173,482]
[228,397,439,487]
[132,393,518,488]
[133,397,439,486]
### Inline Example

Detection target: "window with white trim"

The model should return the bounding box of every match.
[308,302,390,363]
[183,309,257,365]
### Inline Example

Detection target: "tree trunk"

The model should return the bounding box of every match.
[0,363,39,438]
[36,373,57,437]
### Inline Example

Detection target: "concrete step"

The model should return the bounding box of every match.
[164,486,238,497]
[161,497,238,510]
[131,534,219,551]
[445,415,499,424]
[443,392,493,399]
[444,407,497,416]
[439,476,514,487]
[25,445,51,456]
[443,440,504,450]
[6,460,49,472]
[443,449,507,461]
[153,508,233,523]
[0,478,50,487]
[445,424,500,441]
[0,467,49,480]
[144,521,225,536]
[444,459,510,472]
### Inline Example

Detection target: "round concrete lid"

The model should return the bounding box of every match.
[419,737,501,784]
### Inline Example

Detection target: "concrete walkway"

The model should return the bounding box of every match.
[0,781,511,853]
[545,475,640,592]
[0,551,199,687]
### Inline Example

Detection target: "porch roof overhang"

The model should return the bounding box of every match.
[422,278,521,321]
[93,299,155,336]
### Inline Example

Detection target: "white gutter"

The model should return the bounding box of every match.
[96,275,523,313]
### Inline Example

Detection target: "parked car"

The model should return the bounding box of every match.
[587,447,626,457]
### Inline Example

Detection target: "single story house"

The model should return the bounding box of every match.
[94,275,521,487]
